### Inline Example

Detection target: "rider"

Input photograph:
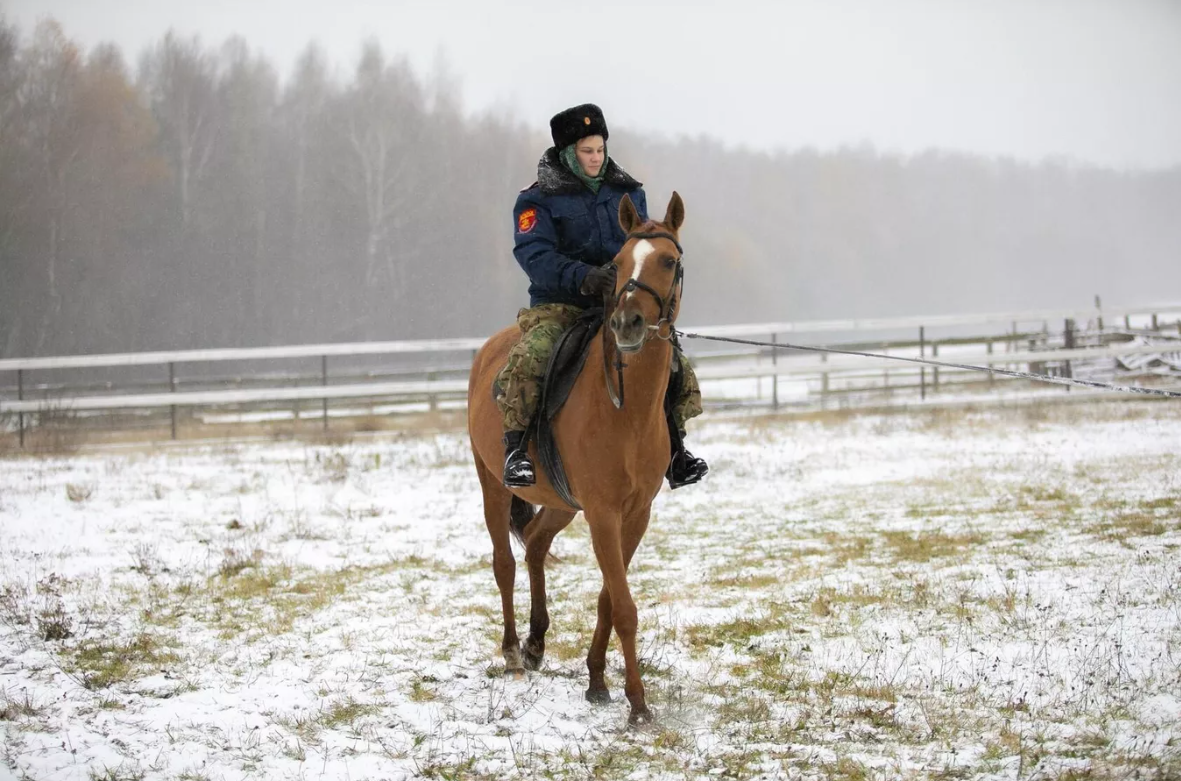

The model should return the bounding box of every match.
[497,103,709,490]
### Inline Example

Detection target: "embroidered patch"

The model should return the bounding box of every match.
[517,208,537,234]
[583,116,591,125]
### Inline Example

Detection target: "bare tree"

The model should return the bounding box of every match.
[138,32,218,232]
[208,36,278,342]
[338,41,428,306]
[15,20,83,353]
[0,13,23,356]
[283,44,329,234]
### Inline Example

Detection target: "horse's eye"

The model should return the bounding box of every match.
[663,257,678,270]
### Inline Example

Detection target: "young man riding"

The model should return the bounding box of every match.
[497,103,709,490]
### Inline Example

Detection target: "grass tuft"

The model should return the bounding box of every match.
[882,530,987,562]
[70,632,181,690]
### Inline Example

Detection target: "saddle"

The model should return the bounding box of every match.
[493,307,683,509]
[490,308,603,509]
[532,307,605,509]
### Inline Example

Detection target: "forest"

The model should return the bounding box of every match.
[2,17,1179,358]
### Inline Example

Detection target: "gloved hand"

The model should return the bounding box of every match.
[579,264,617,297]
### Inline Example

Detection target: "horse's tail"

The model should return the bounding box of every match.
[509,496,535,546]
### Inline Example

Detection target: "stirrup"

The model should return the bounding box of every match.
[667,448,708,489]
[503,431,536,488]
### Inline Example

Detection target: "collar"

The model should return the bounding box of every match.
[536,147,642,196]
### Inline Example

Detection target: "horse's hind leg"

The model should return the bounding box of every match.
[521,508,577,670]
[474,452,524,676]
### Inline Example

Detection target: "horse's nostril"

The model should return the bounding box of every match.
[611,309,645,337]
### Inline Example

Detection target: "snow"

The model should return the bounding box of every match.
[1,398,1179,779]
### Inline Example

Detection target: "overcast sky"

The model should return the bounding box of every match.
[5,0,1181,170]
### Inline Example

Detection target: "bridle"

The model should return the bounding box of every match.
[602,230,685,409]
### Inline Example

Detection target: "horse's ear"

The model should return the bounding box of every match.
[618,193,643,235]
[663,191,685,232]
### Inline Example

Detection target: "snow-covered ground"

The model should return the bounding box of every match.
[1,399,1179,780]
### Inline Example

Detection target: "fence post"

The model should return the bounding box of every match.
[1152,313,1159,331]
[17,369,25,449]
[169,363,177,440]
[1063,319,1075,388]
[771,333,779,410]
[916,323,925,399]
[932,343,940,391]
[919,326,926,400]
[321,356,329,430]
[1095,294,1103,332]
[821,352,829,409]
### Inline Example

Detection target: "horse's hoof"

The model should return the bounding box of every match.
[628,707,655,728]
[506,668,526,681]
[521,638,544,671]
[585,687,611,705]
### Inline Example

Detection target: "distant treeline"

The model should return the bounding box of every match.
[2,17,1179,358]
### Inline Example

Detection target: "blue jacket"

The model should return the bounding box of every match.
[513,148,648,308]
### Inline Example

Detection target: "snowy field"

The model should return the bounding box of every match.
[1,399,1179,780]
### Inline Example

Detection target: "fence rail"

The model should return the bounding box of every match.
[4,303,1180,445]
[3,302,1178,373]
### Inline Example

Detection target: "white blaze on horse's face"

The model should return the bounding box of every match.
[625,240,657,302]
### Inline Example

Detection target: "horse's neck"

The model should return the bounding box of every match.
[595,330,673,423]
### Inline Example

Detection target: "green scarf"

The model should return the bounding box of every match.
[560,143,609,194]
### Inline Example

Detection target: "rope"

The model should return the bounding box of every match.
[676,330,1181,400]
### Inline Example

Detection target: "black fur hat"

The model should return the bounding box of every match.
[550,103,609,150]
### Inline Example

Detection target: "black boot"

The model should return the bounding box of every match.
[503,430,536,488]
[667,432,708,489]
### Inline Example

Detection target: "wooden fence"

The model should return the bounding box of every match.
[3,303,1180,446]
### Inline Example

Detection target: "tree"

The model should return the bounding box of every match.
[11,20,83,353]
[0,13,23,355]
[138,32,218,232]
[335,40,431,335]
[205,36,278,342]
[62,43,167,350]
[271,44,345,341]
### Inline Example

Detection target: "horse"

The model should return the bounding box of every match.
[467,191,688,726]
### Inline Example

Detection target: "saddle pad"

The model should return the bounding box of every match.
[488,308,604,511]
[542,307,605,422]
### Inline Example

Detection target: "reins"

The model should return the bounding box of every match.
[675,331,1181,399]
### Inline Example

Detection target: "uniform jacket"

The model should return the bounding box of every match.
[512,148,648,308]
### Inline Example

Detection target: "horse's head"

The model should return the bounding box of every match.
[609,192,686,353]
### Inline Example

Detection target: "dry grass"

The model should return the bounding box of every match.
[1,398,1179,780]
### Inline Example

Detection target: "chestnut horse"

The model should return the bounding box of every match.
[467,191,688,725]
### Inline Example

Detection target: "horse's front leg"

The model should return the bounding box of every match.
[522,508,577,670]
[585,584,613,703]
[586,507,653,725]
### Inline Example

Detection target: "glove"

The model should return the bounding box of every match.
[579,264,617,297]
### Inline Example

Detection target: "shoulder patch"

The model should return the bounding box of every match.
[517,208,538,234]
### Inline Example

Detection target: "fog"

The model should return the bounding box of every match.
[9,0,1181,169]
[1,1,1180,357]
